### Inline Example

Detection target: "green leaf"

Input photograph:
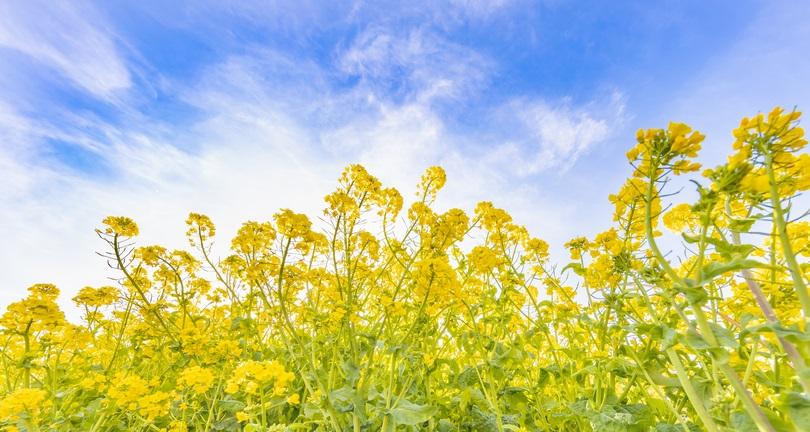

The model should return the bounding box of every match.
[341,360,359,385]
[729,217,757,232]
[682,233,756,260]
[562,262,586,276]
[681,233,701,244]
[675,279,709,306]
[329,387,356,413]
[682,329,711,350]
[501,386,529,411]
[217,398,246,413]
[429,358,459,377]
[461,405,500,432]
[457,366,481,388]
[730,411,758,432]
[699,258,770,282]
[585,403,654,432]
[781,392,810,430]
[731,407,792,431]
[655,423,699,432]
[745,322,810,344]
[707,322,739,349]
[437,419,457,432]
[681,324,736,363]
[212,417,240,432]
[389,399,438,425]
[606,357,635,378]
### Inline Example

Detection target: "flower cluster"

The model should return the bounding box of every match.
[224,361,294,396]
[626,122,704,177]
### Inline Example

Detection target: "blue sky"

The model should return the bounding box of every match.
[1,0,809,310]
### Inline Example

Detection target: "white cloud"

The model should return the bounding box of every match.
[488,92,625,175]
[447,0,514,17]
[517,101,610,172]
[0,0,130,99]
[324,103,444,179]
[337,27,492,103]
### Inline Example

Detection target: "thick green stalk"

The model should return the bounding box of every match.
[22,321,32,388]
[667,348,719,432]
[765,153,810,319]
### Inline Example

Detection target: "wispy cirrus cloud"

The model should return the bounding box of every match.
[337,27,492,102]
[0,0,131,100]
[491,92,626,175]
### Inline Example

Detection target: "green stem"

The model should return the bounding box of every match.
[22,321,32,388]
[765,152,810,320]
[667,348,719,432]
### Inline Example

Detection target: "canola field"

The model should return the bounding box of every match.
[3,107,810,431]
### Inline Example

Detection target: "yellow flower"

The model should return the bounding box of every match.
[662,203,698,232]
[231,221,277,255]
[408,202,436,226]
[324,190,360,219]
[72,286,119,307]
[418,166,447,200]
[101,216,139,237]
[0,388,49,422]
[626,123,704,178]
[135,245,167,266]
[79,372,107,392]
[378,187,403,218]
[177,366,215,395]
[1,289,65,333]
[185,212,216,246]
[608,177,660,235]
[138,391,173,421]
[167,420,188,432]
[475,201,512,231]
[424,208,469,250]
[225,360,295,396]
[740,170,770,195]
[565,236,589,260]
[27,283,60,300]
[108,374,150,410]
[524,237,550,261]
[274,209,312,239]
[468,246,500,274]
[5,147,810,430]
[412,255,461,313]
